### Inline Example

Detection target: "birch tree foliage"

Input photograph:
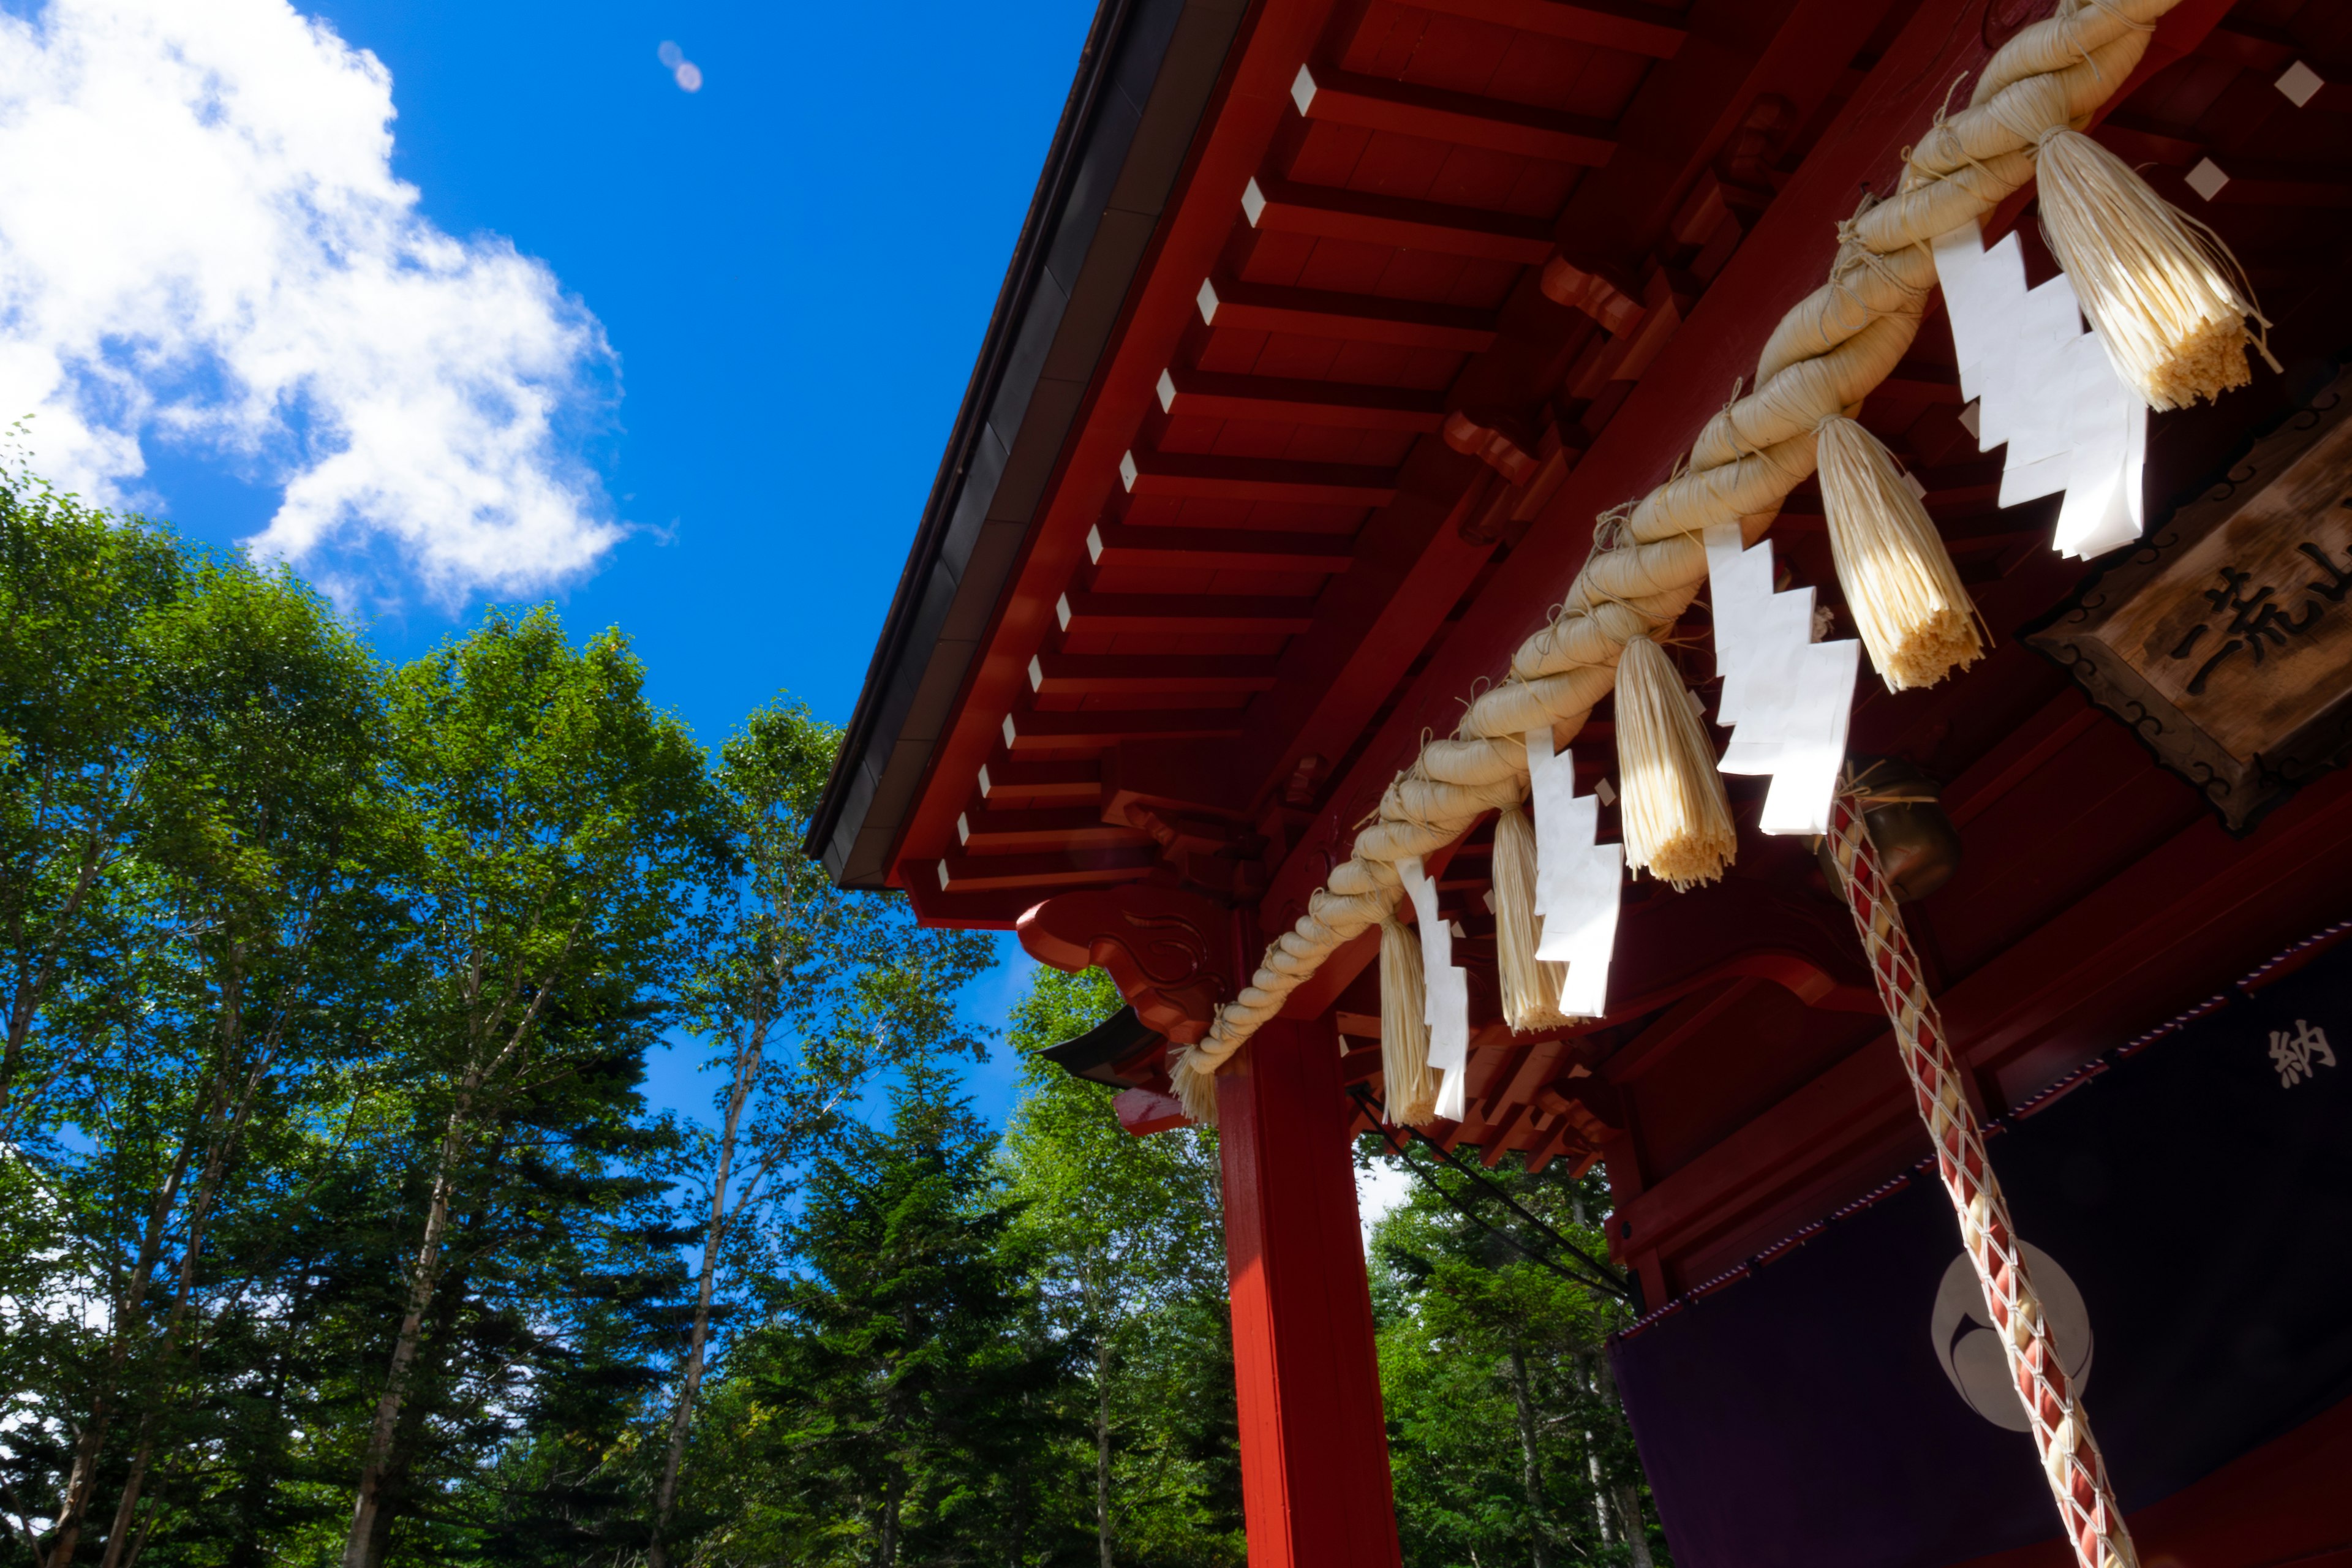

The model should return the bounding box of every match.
[679,695,998,1241]
[0,472,186,1128]
[643,698,997,1568]
[31,553,397,1567]
[339,607,722,1568]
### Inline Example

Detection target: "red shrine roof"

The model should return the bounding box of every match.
[814,0,2352,1301]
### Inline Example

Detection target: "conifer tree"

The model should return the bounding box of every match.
[337,607,718,1568]
[714,1068,1085,1567]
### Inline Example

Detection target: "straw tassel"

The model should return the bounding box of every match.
[1815,415,1985,692]
[1490,804,1569,1033]
[1615,635,1736,891]
[1379,916,1438,1125]
[1169,1054,1218,1126]
[2033,127,2276,412]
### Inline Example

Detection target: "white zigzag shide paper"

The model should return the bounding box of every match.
[1523,731,1622,1019]
[1399,857,1470,1120]
[1705,522,1859,837]
[1932,218,2147,560]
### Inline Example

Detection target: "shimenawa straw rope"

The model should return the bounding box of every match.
[1170,0,2193,1125]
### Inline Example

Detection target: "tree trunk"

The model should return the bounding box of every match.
[1504,1346,1551,1568]
[46,1134,202,1564]
[876,1467,905,1568]
[1591,1350,1653,1567]
[44,957,236,1568]
[1005,1392,1032,1562]
[1613,1483,1654,1567]
[107,1458,162,1568]
[92,1423,154,1568]
[99,1019,279,1553]
[650,1026,761,1568]
[225,1277,305,1563]
[349,1256,468,1568]
[339,1080,475,1568]
[342,939,565,1568]
[2,815,115,1107]
[1584,1436,1612,1544]
[1095,1338,1114,1568]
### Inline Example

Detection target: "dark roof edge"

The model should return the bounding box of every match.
[804,0,1159,875]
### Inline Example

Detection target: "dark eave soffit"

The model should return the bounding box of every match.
[805,0,1249,888]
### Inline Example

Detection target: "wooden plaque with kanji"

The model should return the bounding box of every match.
[2027,367,2352,833]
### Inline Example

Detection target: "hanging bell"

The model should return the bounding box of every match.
[1813,756,1961,903]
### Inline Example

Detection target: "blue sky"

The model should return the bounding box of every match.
[0,0,1096,1126]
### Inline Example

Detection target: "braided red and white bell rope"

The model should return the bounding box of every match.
[1825,788,2138,1568]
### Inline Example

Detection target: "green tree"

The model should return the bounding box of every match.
[1000,967,1238,1568]
[0,470,184,1131]
[647,695,996,1567]
[41,555,391,1567]
[693,1069,1082,1566]
[1368,1150,1665,1568]
[339,606,718,1568]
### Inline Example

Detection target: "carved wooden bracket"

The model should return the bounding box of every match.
[1016,886,1235,1046]
[1443,407,1542,486]
[1112,1086,1191,1136]
[1535,1082,1623,1143]
[1539,253,1645,334]
[1715,93,1795,192]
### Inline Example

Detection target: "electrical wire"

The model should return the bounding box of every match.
[1349,1084,1632,1300]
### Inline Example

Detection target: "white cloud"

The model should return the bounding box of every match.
[0,0,622,603]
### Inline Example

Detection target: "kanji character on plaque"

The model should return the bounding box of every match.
[2268,1019,2338,1087]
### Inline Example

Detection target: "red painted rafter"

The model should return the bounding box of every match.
[1085,522,1356,575]
[1411,0,1687,58]
[1289,0,2008,887]
[1003,708,1251,750]
[1120,448,1400,507]
[875,0,1352,896]
[1054,590,1319,637]
[978,757,1101,802]
[1155,366,1446,432]
[1030,650,1283,696]
[957,804,1147,851]
[1289,64,1619,166]
[1225,464,1496,929]
[1242,175,1557,265]
[1197,276,1498,350]
[2196,164,2352,208]
[935,846,1159,892]
[1439,0,1874,428]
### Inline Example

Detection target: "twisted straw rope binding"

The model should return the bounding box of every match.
[1825,786,2139,1568]
[1167,0,2181,1120]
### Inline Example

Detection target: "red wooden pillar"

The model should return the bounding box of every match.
[1218,1013,1402,1568]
